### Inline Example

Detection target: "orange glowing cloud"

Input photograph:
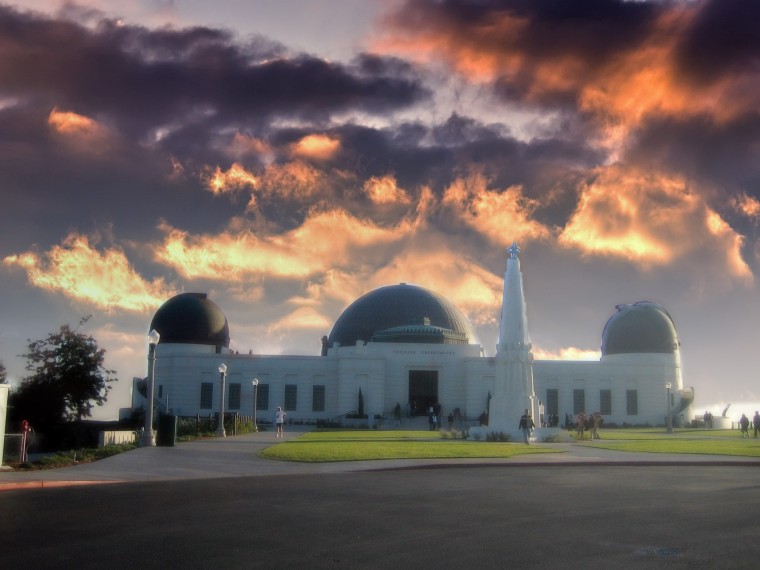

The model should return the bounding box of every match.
[532,346,601,361]
[48,107,103,136]
[379,4,759,157]
[363,175,411,205]
[267,306,334,335]
[370,244,503,328]
[3,234,174,312]
[204,162,258,195]
[705,210,752,281]
[202,159,335,211]
[226,132,272,160]
[257,160,328,202]
[731,193,760,220]
[559,165,752,280]
[156,209,416,281]
[291,134,341,161]
[442,173,550,245]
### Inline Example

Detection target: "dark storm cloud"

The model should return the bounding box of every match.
[675,0,760,84]
[0,3,431,253]
[0,4,428,136]
[386,0,660,106]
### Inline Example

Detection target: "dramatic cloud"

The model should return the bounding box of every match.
[0,5,428,134]
[1,1,759,414]
[155,209,419,281]
[3,233,174,312]
[558,164,752,281]
[363,175,411,205]
[380,1,760,156]
[442,172,551,246]
[291,134,341,161]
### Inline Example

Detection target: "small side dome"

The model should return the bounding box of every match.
[601,301,678,356]
[150,292,230,348]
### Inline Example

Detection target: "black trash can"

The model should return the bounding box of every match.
[157,414,178,447]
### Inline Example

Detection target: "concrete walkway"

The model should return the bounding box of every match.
[2,426,758,490]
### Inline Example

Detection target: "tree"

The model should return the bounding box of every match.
[13,317,116,426]
[0,359,6,384]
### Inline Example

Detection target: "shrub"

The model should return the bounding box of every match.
[541,433,565,443]
[486,432,510,442]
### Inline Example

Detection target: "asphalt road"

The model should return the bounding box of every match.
[2,465,759,569]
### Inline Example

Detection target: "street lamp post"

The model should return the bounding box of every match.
[252,378,259,432]
[140,329,160,447]
[665,382,673,434]
[217,363,227,437]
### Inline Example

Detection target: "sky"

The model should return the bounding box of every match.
[1,0,759,420]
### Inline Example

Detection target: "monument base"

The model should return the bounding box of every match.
[467,426,571,444]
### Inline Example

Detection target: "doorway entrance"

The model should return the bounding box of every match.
[408,370,438,416]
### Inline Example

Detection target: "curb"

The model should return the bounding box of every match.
[0,480,125,492]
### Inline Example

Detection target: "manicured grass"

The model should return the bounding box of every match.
[575,428,760,457]
[259,430,558,462]
[573,428,754,440]
[585,439,760,457]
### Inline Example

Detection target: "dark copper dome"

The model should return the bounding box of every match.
[325,284,478,353]
[150,293,230,348]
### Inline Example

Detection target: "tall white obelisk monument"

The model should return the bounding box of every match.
[485,242,538,437]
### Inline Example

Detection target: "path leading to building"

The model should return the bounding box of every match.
[1,426,758,490]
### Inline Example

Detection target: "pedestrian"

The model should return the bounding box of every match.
[275,406,286,437]
[518,409,535,445]
[447,412,454,431]
[591,413,603,439]
[739,413,750,437]
[577,411,586,440]
[753,411,760,438]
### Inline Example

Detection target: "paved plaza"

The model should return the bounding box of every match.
[1,429,759,568]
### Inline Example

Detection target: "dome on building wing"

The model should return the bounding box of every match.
[325,284,478,353]
[601,301,678,356]
[150,292,230,348]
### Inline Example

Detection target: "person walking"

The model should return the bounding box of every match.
[739,413,750,437]
[753,411,760,438]
[576,411,587,440]
[518,409,535,445]
[275,406,286,437]
[591,413,603,439]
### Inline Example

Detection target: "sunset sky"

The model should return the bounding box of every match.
[1,0,759,420]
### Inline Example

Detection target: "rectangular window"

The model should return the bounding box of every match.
[257,384,269,411]
[626,390,638,415]
[573,389,585,414]
[228,383,241,410]
[545,389,559,416]
[600,389,612,415]
[312,385,326,412]
[200,382,213,410]
[284,384,298,411]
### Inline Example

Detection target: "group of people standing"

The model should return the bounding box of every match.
[738,412,760,437]
[574,411,603,440]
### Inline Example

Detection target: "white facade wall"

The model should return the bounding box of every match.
[533,352,686,426]
[143,341,689,427]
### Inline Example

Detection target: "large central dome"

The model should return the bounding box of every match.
[325,283,478,352]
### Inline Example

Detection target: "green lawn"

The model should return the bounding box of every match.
[584,439,760,457]
[577,428,760,456]
[259,430,558,462]
[259,428,760,462]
